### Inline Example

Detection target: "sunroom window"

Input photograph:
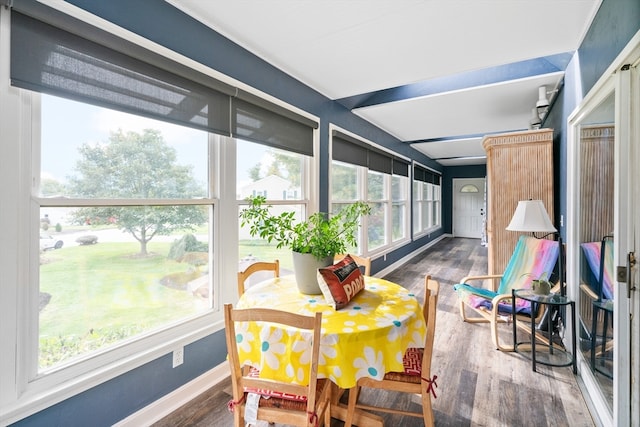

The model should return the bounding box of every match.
[330,129,410,255]
[237,139,310,274]
[412,163,442,235]
[38,95,213,370]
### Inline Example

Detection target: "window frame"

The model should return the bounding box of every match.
[412,161,442,238]
[328,125,410,259]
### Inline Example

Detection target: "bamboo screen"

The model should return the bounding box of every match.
[483,129,554,276]
[579,125,615,243]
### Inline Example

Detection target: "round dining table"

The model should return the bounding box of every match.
[235,274,426,390]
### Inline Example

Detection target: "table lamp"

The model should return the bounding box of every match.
[506,200,564,296]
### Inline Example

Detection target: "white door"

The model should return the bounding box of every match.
[568,37,640,426]
[453,178,486,238]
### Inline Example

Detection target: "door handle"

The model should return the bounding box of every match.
[624,251,636,298]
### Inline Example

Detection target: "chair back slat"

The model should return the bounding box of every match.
[333,254,371,276]
[237,260,279,296]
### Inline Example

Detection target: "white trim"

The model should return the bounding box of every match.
[113,362,231,427]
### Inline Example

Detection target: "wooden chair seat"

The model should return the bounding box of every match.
[242,367,328,403]
[242,379,331,410]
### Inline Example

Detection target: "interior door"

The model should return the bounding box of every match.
[453,178,486,238]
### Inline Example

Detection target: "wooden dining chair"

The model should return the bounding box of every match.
[224,304,331,427]
[344,275,440,427]
[333,254,371,276]
[237,259,279,296]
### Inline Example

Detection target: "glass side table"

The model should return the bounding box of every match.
[512,289,577,374]
[590,299,614,378]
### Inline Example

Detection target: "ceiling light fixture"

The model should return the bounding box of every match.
[536,86,550,120]
[529,107,541,130]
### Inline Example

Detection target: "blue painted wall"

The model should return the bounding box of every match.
[442,165,487,234]
[11,0,640,425]
[545,0,640,241]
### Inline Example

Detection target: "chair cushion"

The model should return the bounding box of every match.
[243,367,329,405]
[401,347,423,375]
[317,255,365,309]
[383,348,423,383]
[581,240,614,300]
[243,367,308,402]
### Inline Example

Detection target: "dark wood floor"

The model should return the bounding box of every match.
[153,237,595,427]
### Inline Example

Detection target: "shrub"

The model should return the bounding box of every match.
[168,233,208,261]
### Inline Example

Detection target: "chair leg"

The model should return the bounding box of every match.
[458,299,468,321]
[234,406,243,427]
[324,385,332,427]
[491,318,514,352]
[344,386,360,427]
[420,387,435,427]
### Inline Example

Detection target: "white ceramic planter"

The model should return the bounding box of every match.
[291,251,332,294]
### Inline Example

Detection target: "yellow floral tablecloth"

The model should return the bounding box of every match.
[235,275,426,389]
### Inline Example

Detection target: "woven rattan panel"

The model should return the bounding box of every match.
[483,129,554,276]
[579,125,614,243]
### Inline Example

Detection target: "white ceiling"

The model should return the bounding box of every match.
[168,0,602,166]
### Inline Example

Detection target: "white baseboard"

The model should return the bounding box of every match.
[113,362,230,427]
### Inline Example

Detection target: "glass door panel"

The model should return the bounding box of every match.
[576,92,615,411]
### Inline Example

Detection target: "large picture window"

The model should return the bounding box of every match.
[38,95,213,371]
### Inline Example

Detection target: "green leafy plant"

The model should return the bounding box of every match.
[239,195,371,260]
[522,272,553,295]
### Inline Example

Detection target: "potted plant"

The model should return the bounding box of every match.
[239,195,371,294]
[531,273,553,295]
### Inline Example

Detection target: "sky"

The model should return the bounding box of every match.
[40,94,267,190]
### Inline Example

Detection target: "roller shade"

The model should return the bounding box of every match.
[11,11,232,135]
[10,3,318,153]
[413,164,441,184]
[332,130,409,175]
[233,96,315,156]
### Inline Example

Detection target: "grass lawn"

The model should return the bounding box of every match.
[239,240,294,271]
[39,241,208,368]
[38,237,294,368]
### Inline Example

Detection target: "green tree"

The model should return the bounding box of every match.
[68,129,207,255]
[40,177,66,197]
[272,151,301,187]
[247,149,302,187]
[248,163,262,181]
